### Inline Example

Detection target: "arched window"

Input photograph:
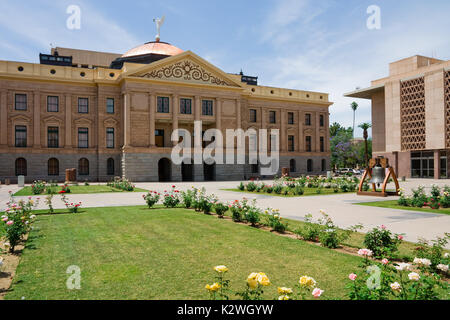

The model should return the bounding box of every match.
[307,159,313,173]
[107,158,115,176]
[48,158,59,176]
[289,159,296,173]
[15,158,27,176]
[321,159,327,172]
[79,158,89,176]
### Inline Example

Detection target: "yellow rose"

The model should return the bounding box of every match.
[277,287,293,295]
[214,265,228,273]
[278,295,290,300]
[299,276,316,288]
[205,283,220,292]
[257,272,271,286]
[247,273,259,289]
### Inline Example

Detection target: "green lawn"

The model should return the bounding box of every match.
[5,206,365,300]
[223,188,351,197]
[355,200,450,215]
[13,185,148,196]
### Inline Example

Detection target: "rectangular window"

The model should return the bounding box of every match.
[288,135,295,152]
[78,98,89,113]
[48,127,59,148]
[15,125,27,147]
[106,127,114,148]
[157,96,170,113]
[249,109,257,123]
[47,96,59,112]
[15,94,27,110]
[269,111,276,124]
[155,129,164,147]
[180,98,192,114]
[306,136,312,152]
[78,127,89,148]
[320,137,325,152]
[106,98,115,114]
[305,114,311,126]
[288,112,294,124]
[202,100,214,116]
[320,114,324,127]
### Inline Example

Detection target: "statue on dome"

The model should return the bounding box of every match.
[153,16,165,42]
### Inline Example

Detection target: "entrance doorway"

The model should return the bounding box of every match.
[182,161,193,182]
[158,158,171,182]
[411,152,434,178]
[203,162,216,181]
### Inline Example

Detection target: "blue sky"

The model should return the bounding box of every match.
[1,0,449,137]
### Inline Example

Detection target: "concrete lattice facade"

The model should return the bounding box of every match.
[345,55,450,179]
[0,43,332,183]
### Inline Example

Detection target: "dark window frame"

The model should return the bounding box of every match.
[78,127,89,148]
[48,158,59,176]
[107,158,115,175]
[307,159,313,173]
[78,158,89,176]
[180,98,192,114]
[320,114,325,127]
[320,136,325,152]
[288,135,295,152]
[305,113,311,126]
[106,98,115,114]
[305,136,312,152]
[15,158,27,176]
[106,127,115,149]
[288,112,294,124]
[249,109,257,123]
[78,97,89,113]
[290,159,296,172]
[15,125,27,147]
[269,111,276,124]
[14,94,27,111]
[157,96,170,113]
[47,126,59,148]
[47,96,59,112]
[202,100,214,116]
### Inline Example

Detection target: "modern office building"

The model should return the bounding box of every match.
[345,55,450,179]
[0,39,332,183]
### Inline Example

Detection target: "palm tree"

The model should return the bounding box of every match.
[358,122,372,168]
[351,102,358,138]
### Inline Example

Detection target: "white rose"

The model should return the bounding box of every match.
[408,272,420,281]
[436,264,449,273]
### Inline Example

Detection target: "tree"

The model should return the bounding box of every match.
[350,102,358,138]
[358,122,372,168]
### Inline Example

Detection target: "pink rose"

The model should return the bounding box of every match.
[381,225,386,230]
[349,273,357,281]
[382,259,389,265]
[312,288,324,298]
[398,235,404,241]
[6,221,13,225]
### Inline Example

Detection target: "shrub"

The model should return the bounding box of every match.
[61,184,71,193]
[246,182,257,192]
[162,186,181,208]
[294,214,322,242]
[294,185,304,195]
[363,226,403,258]
[273,185,283,194]
[244,207,260,226]
[31,180,46,195]
[60,193,82,213]
[411,186,427,208]
[414,235,450,272]
[108,177,135,191]
[1,198,38,252]
[214,202,228,218]
[238,182,245,191]
[143,191,160,208]
[256,183,265,193]
[265,185,273,194]
[181,188,196,208]
[230,200,243,222]
[265,208,288,233]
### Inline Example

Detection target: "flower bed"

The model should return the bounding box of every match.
[397,185,450,210]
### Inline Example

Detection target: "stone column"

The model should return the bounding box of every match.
[236,99,241,129]
[33,91,41,147]
[325,112,330,152]
[149,93,155,147]
[298,110,303,152]
[434,149,441,179]
[0,90,7,145]
[123,92,131,146]
[194,96,201,121]
[65,94,72,147]
[315,112,320,152]
[216,98,222,131]
[172,94,179,147]
[280,110,286,152]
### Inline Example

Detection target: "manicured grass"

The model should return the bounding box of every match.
[355,200,450,216]
[5,206,364,300]
[13,185,148,196]
[223,188,351,197]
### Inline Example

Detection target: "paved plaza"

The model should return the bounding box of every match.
[1,179,449,247]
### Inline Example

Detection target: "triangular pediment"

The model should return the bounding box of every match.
[124,51,243,88]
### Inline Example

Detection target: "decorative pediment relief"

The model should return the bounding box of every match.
[139,59,237,87]
[74,118,93,125]
[10,114,31,123]
[304,128,314,135]
[104,117,118,126]
[42,115,63,124]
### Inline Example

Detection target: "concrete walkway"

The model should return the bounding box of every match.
[1,179,449,247]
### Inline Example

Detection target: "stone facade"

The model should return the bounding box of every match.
[0,46,332,183]
[345,55,450,179]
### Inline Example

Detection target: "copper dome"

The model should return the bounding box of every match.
[122,41,183,58]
